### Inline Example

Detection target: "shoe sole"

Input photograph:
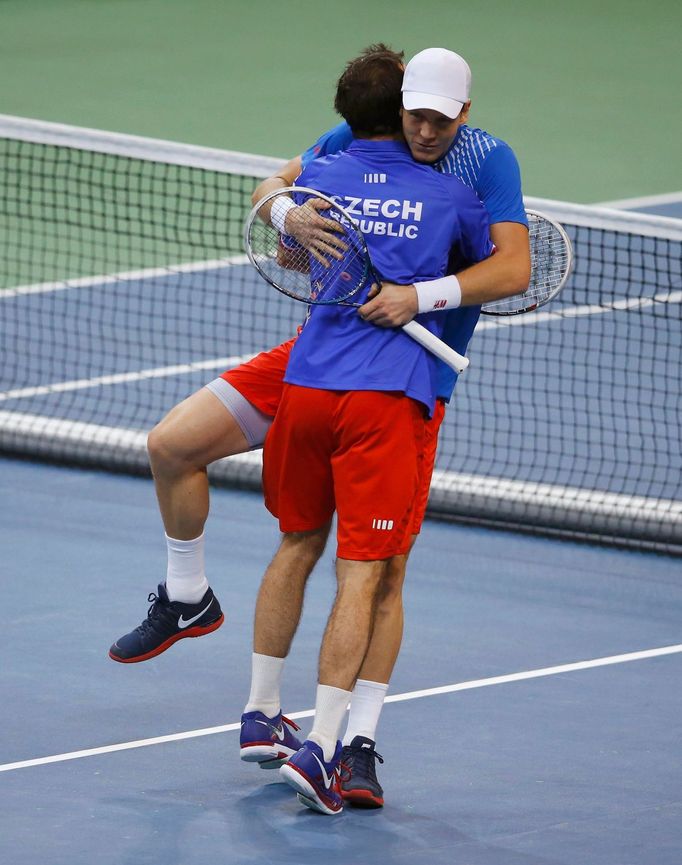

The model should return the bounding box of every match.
[240,744,298,767]
[108,614,224,663]
[280,763,343,815]
[341,789,384,808]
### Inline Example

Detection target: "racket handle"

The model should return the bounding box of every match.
[401,320,470,373]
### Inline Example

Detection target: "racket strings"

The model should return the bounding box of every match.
[481,212,572,314]
[249,194,370,305]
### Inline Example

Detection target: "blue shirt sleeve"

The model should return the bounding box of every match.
[455,192,494,265]
[301,122,355,169]
[476,144,527,226]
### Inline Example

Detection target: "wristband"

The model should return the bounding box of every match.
[270,196,297,233]
[413,275,462,313]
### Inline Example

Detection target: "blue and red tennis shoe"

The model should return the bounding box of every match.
[339,735,384,808]
[239,710,303,769]
[279,739,346,815]
[109,583,224,663]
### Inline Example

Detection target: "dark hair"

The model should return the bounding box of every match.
[334,44,405,137]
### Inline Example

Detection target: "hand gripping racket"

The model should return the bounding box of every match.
[244,186,471,373]
[481,209,573,315]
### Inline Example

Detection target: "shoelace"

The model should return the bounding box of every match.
[344,744,383,783]
[337,760,353,786]
[280,715,301,733]
[135,591,170,635]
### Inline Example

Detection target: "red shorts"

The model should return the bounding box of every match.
[411,397,446,534]
[222,337,296,417]
[263,385,426,560]
[224,338,445,537]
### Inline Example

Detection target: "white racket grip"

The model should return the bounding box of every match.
[401,320,470,373]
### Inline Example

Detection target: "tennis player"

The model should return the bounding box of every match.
[109,44,529,805]
[240,47,493,815]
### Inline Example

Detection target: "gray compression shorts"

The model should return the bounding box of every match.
[204,377,273,450]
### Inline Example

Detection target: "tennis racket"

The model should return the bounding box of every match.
[481,209,573,315]
[244,186,471,373]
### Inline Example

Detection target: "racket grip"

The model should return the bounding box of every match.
[401,320,470,373]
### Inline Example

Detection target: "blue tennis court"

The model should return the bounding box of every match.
[1,455,681,865]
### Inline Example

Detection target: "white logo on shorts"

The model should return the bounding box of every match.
[371,518,394,530]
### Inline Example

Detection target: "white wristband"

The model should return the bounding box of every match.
[270,196,297,233]
[413,275,462,313]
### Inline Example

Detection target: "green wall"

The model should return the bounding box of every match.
[1,0,680,202]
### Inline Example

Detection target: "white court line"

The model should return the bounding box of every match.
[595,190,682,210]
[0,352,256,402]
[0,254,249,299]
[1,643,679,774]
[3,290,680,402]
[476,289,682,331]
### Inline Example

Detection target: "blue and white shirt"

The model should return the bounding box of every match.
[285,139,492,416]
[301,121,527,400]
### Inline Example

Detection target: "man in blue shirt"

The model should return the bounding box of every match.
[244,47,492,816]
[237,47,530,809]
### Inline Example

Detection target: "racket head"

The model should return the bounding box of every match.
[244,186,373,306]
[481,209,574,316]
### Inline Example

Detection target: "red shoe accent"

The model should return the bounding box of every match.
[109,613,224,663]
[341,788,384,808]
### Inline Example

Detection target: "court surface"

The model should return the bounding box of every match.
[1,455,680,865]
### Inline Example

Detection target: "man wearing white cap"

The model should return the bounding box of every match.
[111,43,529,807]
[236,45,530,807]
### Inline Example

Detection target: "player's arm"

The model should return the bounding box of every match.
[457,220,530,301]
[360,222,529,326]
[252,157,347,262]
[359,141,531,326]
[251,156,302,215]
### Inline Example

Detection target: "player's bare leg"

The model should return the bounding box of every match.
[240,525,331,769]
[288,558,387,778]
[110,387,253,663]
[147,387,251,539]
[318,558,387,691]
[355,551,408,684]
[253,525,331,658]
[339,545,414,808]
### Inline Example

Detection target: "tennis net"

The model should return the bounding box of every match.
[1,115,681,553]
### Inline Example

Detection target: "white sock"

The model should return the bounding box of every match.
[343,679,389,745]
[244,653,286,717]
[309,684,352,762]
[165,533,209,603]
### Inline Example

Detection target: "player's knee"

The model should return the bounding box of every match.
[376,556,407,605]
[147,418,186,475]
[283,524,331,565]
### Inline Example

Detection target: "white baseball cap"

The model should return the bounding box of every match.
[402,48,472,119]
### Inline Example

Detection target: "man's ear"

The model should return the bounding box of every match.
[459,100,472,123]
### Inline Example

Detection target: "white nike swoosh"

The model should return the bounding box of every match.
[312,752,335,789]
[255,719,285,741]
[177,601,213,629]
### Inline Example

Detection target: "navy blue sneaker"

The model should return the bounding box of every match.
[279,739,345,815]
[109,583,223,663]
[239,710,303,769]
[340,735,384,808]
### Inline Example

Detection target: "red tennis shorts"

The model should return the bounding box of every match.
[411,397,445,535]
[263,385,426,560]
[222,337,296,417]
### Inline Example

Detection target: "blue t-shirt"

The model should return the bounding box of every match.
[285,139,492,416]
[301,121,527,400]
